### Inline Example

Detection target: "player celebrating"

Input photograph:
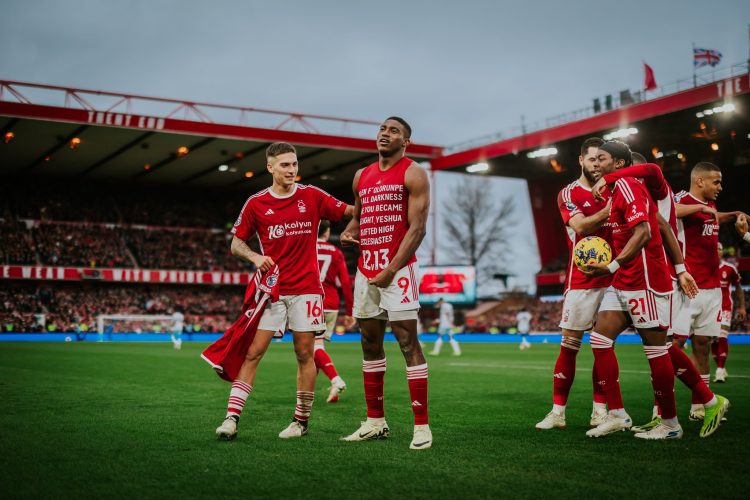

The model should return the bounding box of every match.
[214,142,353,440]
[430,298,460,356]
[584,141,682,440]
[316,220,356,402]
[674,162,742,420]
[340,117,432,450]
[536,137,611,431]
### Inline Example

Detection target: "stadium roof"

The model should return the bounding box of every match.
[0,80,443,193]
[432,64,750,180]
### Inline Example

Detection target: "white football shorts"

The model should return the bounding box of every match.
[258,294,325,333]
[671,287,722,338]
[353,263,420,320]
[559,287,608,331]
[599,286,670,330]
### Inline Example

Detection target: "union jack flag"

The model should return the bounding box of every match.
[693,48,722,68]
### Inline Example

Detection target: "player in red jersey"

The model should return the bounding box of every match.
[713,243,745,382]
[536,137,612,431]
[214,142,353,441]
[316,220,356,402]
[673,162,744,421]
[583,141,683,440]
[589,157,733,435]
[339,117,432,450]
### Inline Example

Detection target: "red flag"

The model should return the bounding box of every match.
[643,62,657,91]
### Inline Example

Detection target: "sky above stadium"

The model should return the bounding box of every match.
[1,0,748,147]
[2,0,747,294]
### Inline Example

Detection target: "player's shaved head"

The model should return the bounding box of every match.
[690,161,722,201]
[385,116,412,138]
[691,161,721,181]
[266,142,296,160]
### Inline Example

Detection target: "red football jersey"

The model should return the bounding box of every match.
[719,260,740,311]
[557,180,613,291]
[609,178,672,293]
[675,191,720,289]
[603,164,679,277]
[231,184,347,295]
[356,156,417,279]
[317,239,353,315]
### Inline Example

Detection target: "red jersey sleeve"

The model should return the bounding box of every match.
[557,188,581,225]
[604,163,668,201]
[335,248,353,315]
[311,186,347,222]
[231,197,256,241]
[616,179,650,230]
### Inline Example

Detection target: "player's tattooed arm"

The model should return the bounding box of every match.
[341,168,364,245]
[369,162,429,287]
[656,213,698,298]
[230,236,274,272]
[568,201,611,236]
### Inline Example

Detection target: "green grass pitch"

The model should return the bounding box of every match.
[1,341,748,499]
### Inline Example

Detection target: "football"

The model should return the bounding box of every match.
[573,236,612,272]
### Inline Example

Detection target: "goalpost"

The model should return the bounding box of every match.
[96,314,181,341]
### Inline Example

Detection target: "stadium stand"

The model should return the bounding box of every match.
[0,282,242,333]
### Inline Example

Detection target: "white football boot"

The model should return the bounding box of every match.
[341,419,390,441]
[634,423,683,440]
[410,424,433,450]
[689,406,705,422]
[585,413,632,437]
[714,367,727,383]
[589,408,608,427]
[327,381,347,403]
[278,420,308,439]
[536,412,566,430]
[216,416,238,440]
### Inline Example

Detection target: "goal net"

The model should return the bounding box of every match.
[96,314,182,338]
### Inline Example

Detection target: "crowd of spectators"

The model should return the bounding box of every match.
[0,218,36,265]
[124,228,249,271]
[0,283,243,334]
[2,222,254,271]
[34,223,133,268]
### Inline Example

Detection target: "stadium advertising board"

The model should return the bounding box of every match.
[418,265,476,305]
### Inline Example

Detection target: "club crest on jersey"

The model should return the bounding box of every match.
[297,200,307,213]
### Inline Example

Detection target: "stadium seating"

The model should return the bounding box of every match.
[0,283,242,333]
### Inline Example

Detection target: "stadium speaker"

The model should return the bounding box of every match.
[619,89,634,106]
[593,98,601,113]
[605,95,613,111]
